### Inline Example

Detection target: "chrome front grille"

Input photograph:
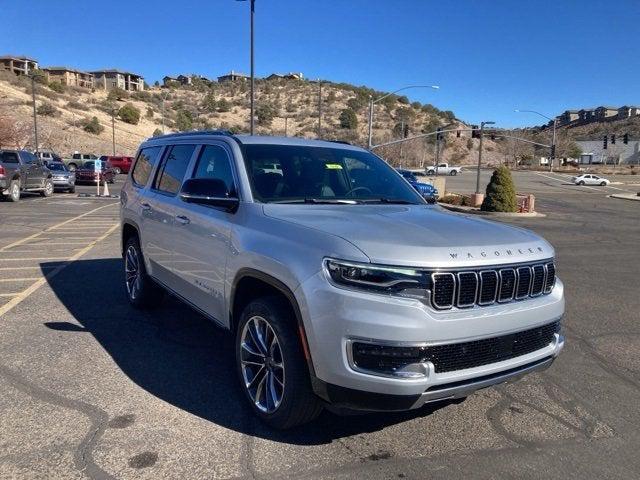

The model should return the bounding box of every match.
[431,261,556,310]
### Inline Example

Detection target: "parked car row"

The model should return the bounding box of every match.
[1,149,124,201]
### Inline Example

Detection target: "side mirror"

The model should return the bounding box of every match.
[179,178,239,213]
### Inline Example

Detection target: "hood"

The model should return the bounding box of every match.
[262,204,553,268]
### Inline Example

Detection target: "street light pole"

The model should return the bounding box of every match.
[367,85,439,150]
[514,109,556,172]
[30,74,39,154]
[317,79,322,137]
[475,121,495,195]
[111,108,116,155]
[249,0,255,135]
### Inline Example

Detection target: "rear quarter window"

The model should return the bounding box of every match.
[131,146,162,187]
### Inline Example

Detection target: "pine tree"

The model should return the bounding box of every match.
[481,166,517,212]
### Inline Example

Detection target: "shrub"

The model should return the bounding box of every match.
[36,103,58,116]
[175,110,193,131]
[256,102,277,126]
[481,166,517,212]
[152,128,163,137]
[339,108,358,129]
[347,97,366,111]
[66,100,88,111]
[83,116,104,134]
[202,92,217,112]
[411,101,422,110]
[397,95,409,104]
[107,87,129,101]
[217,98,231,112]
[118,103,141,124]
[146,106,154,119]
[48,81,66,93]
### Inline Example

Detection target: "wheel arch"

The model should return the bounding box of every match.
[121,220,141,257]
[230,268,316,376]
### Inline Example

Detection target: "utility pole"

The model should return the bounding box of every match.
[475,121,495,195]
[317,79,322,137]
[30,74,39,154]
[249,0,255,134]
[549,118,557,172]
[111,108,116,155]
[434,128,441,168]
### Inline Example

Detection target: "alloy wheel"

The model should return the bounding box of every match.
[11,183,19,201]
[240,316,285,413]
[125,245,141,300]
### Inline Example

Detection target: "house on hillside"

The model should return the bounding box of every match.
[92,69,144,92]
[577,139,640,165]
[266,72,304,81]
[43,67,93,88]
[162,75,178,86]
[177,74,192,85]
[0,55,38,76]
[594,106,618,121]
[578,109,595,123]
[617,106,640,119]
[217,70,249,82]
[558,110,579,126]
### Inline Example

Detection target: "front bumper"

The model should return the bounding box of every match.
[52,177,74,188]
[296,271,565,408]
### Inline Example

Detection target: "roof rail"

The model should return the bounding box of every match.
[151,130,235,140]
[328,140,351,145]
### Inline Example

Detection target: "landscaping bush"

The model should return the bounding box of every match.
[36,103,58,116]
[175,110,193,131]
[152,128,163,137]
[339,108,358,129]
[83,116,104,134]
[107,87,129,101]
[48,81,66,93]
[118,103,141,125]
[481,166,517,212]
[217,98,231,113]
[256,102,277,126]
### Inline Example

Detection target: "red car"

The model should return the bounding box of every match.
[99,155,133,174]
[75,160,116,184]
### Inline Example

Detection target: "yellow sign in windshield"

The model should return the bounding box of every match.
[325,163,343,169]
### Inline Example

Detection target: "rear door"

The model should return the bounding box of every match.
[171,143,237,322]
[143,143,196,290]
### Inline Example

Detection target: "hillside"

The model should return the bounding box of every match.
[0,71,504,167]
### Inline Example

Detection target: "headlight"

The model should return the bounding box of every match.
[324,259,429,298]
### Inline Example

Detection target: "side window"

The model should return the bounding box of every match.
[192,145,235,194]
[1,152,19,164]
[131,146,162,187]
[154,144,195,195]
[20,152,37,164]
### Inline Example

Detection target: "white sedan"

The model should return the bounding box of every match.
[573,174,610,186]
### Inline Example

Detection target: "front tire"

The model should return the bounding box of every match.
[600,181,606,186]
[426,170,435,175]
[236,297,322,429]
[124,236,164,308]
[40,179,54,197]
[450,170,458,176]
[113,167,121,175]
[578,181,585,186]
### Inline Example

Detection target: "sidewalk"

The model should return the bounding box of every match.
[609,193,640,202]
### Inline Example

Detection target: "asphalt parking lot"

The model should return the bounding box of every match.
[0,171,639,479]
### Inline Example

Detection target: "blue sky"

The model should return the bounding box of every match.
[2,0,638,127]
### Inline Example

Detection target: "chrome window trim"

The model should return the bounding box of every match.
[431,272,456,310]
[456,271,478,308]
[498,268,516,303]
[478,270,498,306]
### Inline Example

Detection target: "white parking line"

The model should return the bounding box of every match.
[0,278,40,283]
[0,265,62,271]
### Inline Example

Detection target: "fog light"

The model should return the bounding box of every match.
[352,342,429,378]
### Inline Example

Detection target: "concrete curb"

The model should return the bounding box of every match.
[439,203,546,217]
[608,194,640,202]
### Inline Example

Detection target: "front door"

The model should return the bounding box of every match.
[20,152,43,188]
[171,143,237,323]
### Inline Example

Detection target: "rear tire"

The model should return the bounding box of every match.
[7,180,20,202]
[600,181,606,186]
[578,181,585,186]
[113,167,121,175]
[68,163,77,172]
[450,170,457,176]
[236,296,322,429]
[427,170,435,175]
[123,236,165,309]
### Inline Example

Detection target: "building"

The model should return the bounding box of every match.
[577,109,595,123]
[0,55,38,76]
[162,75,178,86]
[617,106,640,119]
[558,110,579,126]
[43,66,93,88]
[594,106,618,121]
[177,75,192,85]
[91,69,144,92]
[266,72,304,81]
[217,70,249,82]
[576,139,640,165]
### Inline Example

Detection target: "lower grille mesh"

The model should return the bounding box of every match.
[423,321,560,373]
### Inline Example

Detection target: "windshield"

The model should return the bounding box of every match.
[242,144,424,204]
[48,163,67,171]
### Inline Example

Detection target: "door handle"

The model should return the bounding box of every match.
[140,202,151,212]
[176,215,190,225]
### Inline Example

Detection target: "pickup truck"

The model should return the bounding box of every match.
[426,163,463,176]
[0,150,54,202]
[63,153,98,171]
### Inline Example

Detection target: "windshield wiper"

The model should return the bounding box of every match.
[359,198,417,205]
[271,198,360,205]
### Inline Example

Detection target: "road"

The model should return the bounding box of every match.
[0,172,639,479]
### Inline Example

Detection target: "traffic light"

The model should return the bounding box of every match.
[550,144,556,158]
[456,129,461,138]
[436,127,443,141]
[403,124,409,138]
[611,134,616,144]
[603,135,608,149]
[471,125,479,138]
[623,133,629,144]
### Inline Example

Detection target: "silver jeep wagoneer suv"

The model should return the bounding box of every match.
[120,131,564,429]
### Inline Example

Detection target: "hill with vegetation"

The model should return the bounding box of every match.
[0,70,507,168]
